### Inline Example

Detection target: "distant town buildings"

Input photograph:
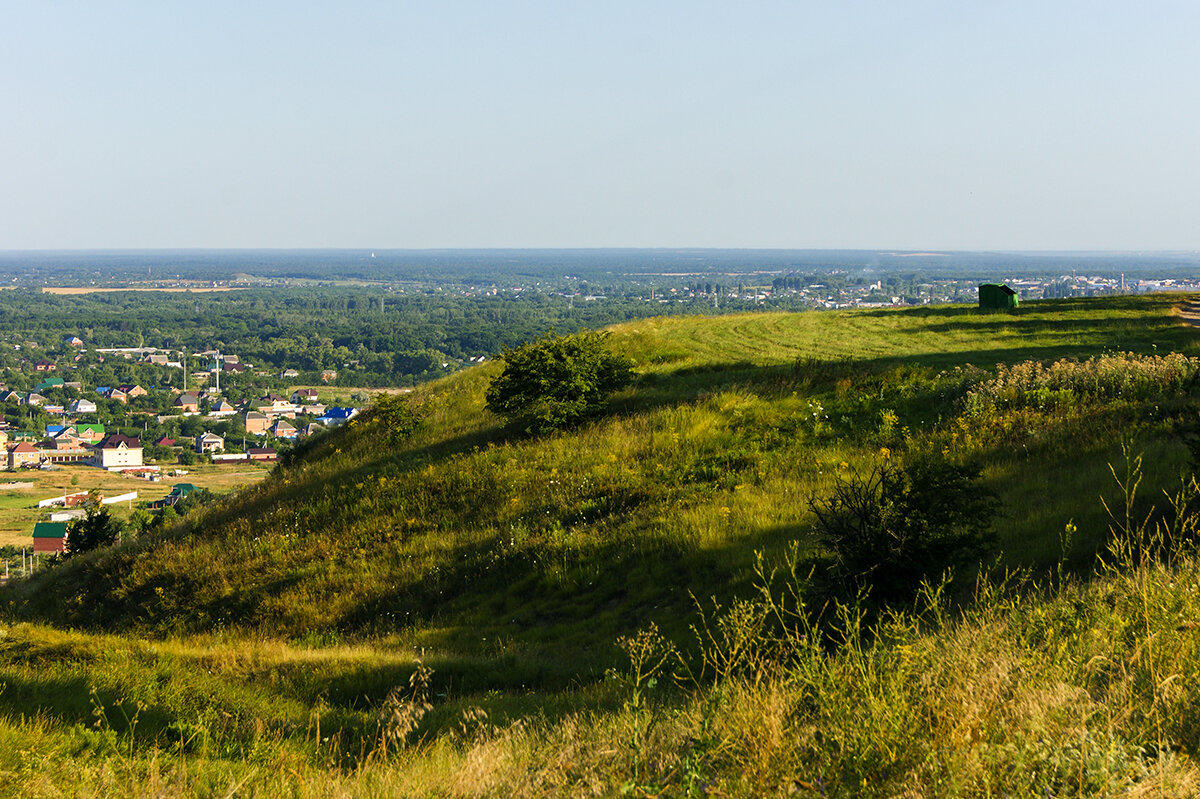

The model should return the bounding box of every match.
[92,434,144,470]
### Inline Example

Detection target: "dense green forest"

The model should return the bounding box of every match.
[0,286,809,388]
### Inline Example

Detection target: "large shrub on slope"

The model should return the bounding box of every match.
[485,331,632,433]
[811,458,998,603]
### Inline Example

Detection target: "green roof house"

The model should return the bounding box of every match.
[150,483,200,510]
[978,283,1019,310]
[76,423,105,442]
[32,521,68,554]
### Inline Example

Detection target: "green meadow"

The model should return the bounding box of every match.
[4,294,1200,796]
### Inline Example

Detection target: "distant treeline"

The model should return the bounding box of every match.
[3,248,1199,285]
[0,286,800,388]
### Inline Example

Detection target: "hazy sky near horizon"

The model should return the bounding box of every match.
[3,2,1199,251]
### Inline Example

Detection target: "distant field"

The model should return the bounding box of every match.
[42,286,242,294]
[287,385,412,405]
[615,294,1199,372]
[0,461,273,547]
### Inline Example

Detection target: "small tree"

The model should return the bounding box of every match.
[65,504,120,556]
[810,457,997,603]
[485,332,633,433]
[372,393,422,445]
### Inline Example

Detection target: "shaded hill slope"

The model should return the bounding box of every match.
[6,295,1200,686]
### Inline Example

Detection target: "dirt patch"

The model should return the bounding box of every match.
[1178,301,1200,327]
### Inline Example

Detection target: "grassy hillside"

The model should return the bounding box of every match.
[4,295,1200,795]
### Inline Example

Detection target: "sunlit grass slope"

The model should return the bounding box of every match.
[1,295,1200,795]
[619,294,1184,370]
[4,489,1200,795]
[6,295,1200,687]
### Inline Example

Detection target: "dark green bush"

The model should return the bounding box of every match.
[485,332,632,433]
[810,457,997,603]
[65,505,120,556]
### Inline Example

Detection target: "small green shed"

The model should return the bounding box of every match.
[32,521,68,554]
[978,283,1019,310]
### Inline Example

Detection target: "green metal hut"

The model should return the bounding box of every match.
[32,521,68,554]
[978,283,1019,310]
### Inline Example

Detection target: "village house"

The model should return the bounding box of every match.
[47,435,84,451]
[316,407,359,426]
[222,361,247,373]
[146,353,170,365]
[173,393,200,413]
[92,433,144,470]
[195,432,225,453]
[244,411,270,435]
[64,335,84,347]
[280,369,300,379]
[68,398,97,414]
[149,483,199,509]
[263,395,294,413]
[321,369,337,382]
[26,393,47,407]
[248,447,277,462]
[208,400,237,417]
[154,435,176,448]
[300,422,325,437]
[47,426,79,445]
[118,384,148,398]
[102,387,128,403]
[269,419,297,439]
[32,521,68,553]
[7,441,40,469]
[76,424,105,443]
[40,436,91,464]
[291,388,320,404]
[34,360,56,372]
[0,390,23,404]
[35,378,64,393]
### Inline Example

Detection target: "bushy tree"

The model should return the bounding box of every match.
[372,393,423,445]
[485,332,633,433]
[810,457,996,603]
[65,504,120,556]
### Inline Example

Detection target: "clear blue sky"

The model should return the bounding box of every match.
[3,2,1198,250]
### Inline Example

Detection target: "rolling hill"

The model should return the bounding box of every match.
[4,294,1200,796]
